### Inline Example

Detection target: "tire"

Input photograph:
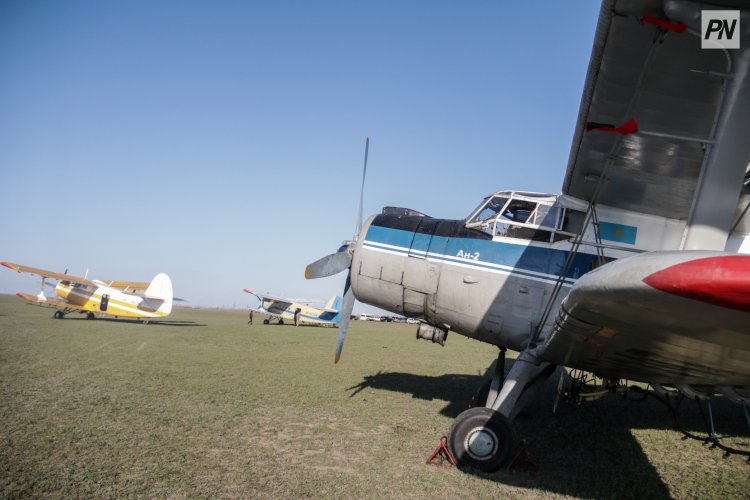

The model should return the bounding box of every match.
[86,312,95,320]
[263,319,270,325]
[448,407,517,472]
[278,320,284,325]
[53,311,63,319]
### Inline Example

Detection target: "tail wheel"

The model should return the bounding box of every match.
[448,407,517,472]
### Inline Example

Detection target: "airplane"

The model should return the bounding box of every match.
[305,0,750,471]
[2,261,174,321]
[243,289,342,326]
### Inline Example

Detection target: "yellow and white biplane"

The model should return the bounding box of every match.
[2,261,174,321]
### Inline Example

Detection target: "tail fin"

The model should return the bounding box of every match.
[325,295,342,312]
[145,273,173,315]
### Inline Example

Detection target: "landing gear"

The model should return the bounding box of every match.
[450,348,555,471]
[53,311,63,319]
[448,407,517,472]
[86,312,95,320]
[278,319,284,325]
[263,319,270,325]
[473,380,492,408]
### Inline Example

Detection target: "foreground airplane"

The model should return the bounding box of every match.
[2,262,174,321]
[243,289,342,326]
[307,0,750,470]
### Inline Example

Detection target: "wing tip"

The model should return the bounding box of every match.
[1,261,15,270]
[334,354,341,364]
[304,265,312,280]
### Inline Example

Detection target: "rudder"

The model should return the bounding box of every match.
[325,295,342,312]
[145,273,173,315]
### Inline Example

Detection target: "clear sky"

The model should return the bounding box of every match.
[0,1,600,311]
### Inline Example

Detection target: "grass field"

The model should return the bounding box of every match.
[1,295,748,498]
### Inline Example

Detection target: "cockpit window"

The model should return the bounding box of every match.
[468,196,509,224]
[466,192,569,242]
[499,199,535,224]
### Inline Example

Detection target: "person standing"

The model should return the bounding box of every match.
[248,309,253,325]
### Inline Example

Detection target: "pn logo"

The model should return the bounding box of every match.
[702,10,740,49]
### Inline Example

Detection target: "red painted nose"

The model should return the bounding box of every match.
[643,256,750,313]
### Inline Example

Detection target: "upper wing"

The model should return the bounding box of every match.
[540,252,750,387]
[99,280,149,291]
[243,289,296,304]
[563,0,749,221]
[1,261,96,287]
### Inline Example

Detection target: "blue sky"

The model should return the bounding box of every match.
[0,1,600,311]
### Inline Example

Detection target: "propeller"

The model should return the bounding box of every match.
[305,137,370,363]
[304,250,352,280]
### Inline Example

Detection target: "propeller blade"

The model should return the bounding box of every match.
[355,137,369,239]
[334,274,355,364]
[305,251,352,280]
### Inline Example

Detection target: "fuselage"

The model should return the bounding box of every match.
[55,281,170,318]
[260,298,340,326]
[351,214,592,350]
[349,190,749,353]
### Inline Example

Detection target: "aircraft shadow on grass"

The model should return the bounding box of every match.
[92,318,208,327]
[347,361,749,498]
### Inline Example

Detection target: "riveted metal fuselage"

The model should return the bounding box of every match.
[350,214,602,351]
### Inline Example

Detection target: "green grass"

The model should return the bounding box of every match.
[0,295,748,498]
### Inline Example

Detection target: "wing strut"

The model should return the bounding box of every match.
[532,21,670,346]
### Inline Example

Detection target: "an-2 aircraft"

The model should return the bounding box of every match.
[2,262,174,321]
[306,0,750,471]
[243,289,342,326]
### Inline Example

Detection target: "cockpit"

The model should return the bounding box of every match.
[465,191,588,242]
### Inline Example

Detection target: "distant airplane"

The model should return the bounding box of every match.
[306,0,750,471]
[2,261,174,321]
[243,289,342,326]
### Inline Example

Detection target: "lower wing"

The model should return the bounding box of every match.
[15,293,84,312]
[540,251,750,389]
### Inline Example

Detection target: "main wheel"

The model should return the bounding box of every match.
[263,319,269,325]
[278,320,284,325]
[53,311,63,319]
[448,407,517,472]
[86,312,95,320]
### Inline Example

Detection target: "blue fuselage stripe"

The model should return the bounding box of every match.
[364,225,601,282]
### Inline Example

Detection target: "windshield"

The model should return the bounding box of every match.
[467,196,509,224]
[465,191,569,241]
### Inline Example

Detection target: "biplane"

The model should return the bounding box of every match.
[243,289,342,326]
[306,0,750,471]
[2,262,174,321]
